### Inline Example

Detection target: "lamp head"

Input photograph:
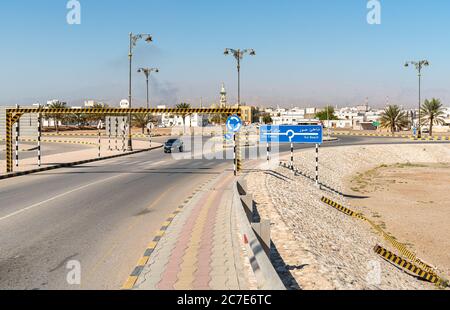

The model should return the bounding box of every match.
[224,49,230,55]
[145,36,153,43]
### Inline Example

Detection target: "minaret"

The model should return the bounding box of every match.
[219,83,227,108]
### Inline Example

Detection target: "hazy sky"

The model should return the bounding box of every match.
[0,0,449,108]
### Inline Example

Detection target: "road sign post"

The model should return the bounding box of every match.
[97,121,103,158]
[233,134,237,176]
[147,122,153,148]
[15,118,19,168]
[115,118,119,151]
[290,142,294,170]
[107,117,112,151]
[37,108,42,167]
[315,143,320,187]
[226,115,242,176]
[121,118,126,152]
[15,105,20,168]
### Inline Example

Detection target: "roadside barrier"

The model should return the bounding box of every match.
[374,245,448,288]
[319,196,449,286]
[235,179,286,290]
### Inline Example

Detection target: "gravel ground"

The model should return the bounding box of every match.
[246,144,450,290]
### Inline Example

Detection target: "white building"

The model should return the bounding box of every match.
[84,100,106,108]
[158,105,206,128]
[333,106,382,130]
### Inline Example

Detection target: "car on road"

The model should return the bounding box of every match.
[164,139,184,153]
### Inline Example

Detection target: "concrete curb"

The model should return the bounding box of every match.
[0,145,163,181]
[233,179,286,290]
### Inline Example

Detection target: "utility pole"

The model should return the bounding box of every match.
[405,60,430,138]
[127,32,153,151]
[224,48,256,108]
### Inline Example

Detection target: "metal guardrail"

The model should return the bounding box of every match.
[233,179,286,290]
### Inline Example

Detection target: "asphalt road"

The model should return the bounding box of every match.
[0,146,229,289]
[0,135,448,290]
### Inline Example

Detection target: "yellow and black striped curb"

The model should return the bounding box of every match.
[122,179,211,290]
[1,138,97,146]
[320,196,436,275]
[0,145,163,181]
[332,132,410,138]
[374,245,448,288]
[331,132,450,141]
[410,136,450,141]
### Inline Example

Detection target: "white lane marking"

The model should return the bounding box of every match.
[0,174,124,222]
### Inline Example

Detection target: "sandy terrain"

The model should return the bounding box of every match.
[245,144,450,290]
[346,163,450,278]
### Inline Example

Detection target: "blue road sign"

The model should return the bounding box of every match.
[260,125,323,144]
[226,115,242,133]
[224,133,233,141]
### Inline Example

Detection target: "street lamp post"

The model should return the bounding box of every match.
[224,48,256,108]
[404,60,430,138]
[137,67,159,109]
[127,32,153,151]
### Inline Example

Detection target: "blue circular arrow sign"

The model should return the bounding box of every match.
[226,115,242,133]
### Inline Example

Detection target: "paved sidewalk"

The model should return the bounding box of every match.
[133,170,256,290]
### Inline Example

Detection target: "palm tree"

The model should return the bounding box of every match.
[176,103,191,133]
[132,114,151,134]
[45,101,68,133]
[420,98,446,136]
[380,105,410,134]
[86,102,109,125]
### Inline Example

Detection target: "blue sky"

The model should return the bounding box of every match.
[0,0,449,108]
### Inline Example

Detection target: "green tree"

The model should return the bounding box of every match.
[315,106,338,121]
[87,102,109,124]
[380,105,410,134]
[262,113,273,124]
[210,113,228,125]
[420,98,446,136]
[176,103,191,132]
[132,114,154,134]
[66,113,88,127]
[44,101,68,133]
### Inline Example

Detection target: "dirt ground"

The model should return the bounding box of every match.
[346,163,450,278]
